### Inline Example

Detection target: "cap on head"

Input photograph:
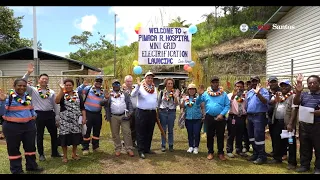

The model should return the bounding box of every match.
[187,83,197,90]
[268,76,278,82]
[211,76,219,82]
[144,71,155,78]
[112,79,120,83]
[95,76,103,82]
[250,76,260,81]
[279,79,291,86]
[234,80,244,86]
[112,79,120,85]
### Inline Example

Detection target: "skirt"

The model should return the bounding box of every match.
[58,133,82,147]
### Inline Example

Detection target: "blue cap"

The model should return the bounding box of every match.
[279,80,291,86]
[268,76,278,82]
[95,76,103,81]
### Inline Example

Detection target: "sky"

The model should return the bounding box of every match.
[9,6,217,57]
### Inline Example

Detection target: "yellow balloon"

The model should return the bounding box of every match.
[134,26,140,31]
[137,22,142,27]
[133,60,139,66]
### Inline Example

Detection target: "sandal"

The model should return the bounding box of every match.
[72,155,80,160]
[62,157,68,163]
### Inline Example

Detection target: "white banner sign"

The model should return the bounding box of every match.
[138,27,192,65]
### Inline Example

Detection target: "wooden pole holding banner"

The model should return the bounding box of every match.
[156,109,166,141]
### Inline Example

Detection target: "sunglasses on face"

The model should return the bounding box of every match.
[112,83,120,86]
[95,80,103,83]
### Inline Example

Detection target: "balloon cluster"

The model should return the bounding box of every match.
[134,23,142,34]
[132,60,142,75]
[183,61,196,73]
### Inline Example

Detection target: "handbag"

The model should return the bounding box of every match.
[178,108,186,129]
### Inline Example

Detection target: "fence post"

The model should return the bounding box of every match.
[291,59,294,85]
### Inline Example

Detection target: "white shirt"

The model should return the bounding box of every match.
[110,93,127,115]
[131,84,158,110]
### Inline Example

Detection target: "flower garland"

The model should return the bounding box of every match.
[9,89,32,106]
[185,96,196,107]
[142,81,155,94]
[110,91,122,98]
[36,84,50,99]
[207,87,224,97]
[279,90,294,102]
[235,93,246,103]
[64,91,78,103]
[164,88,174,101]
[92,86,104,97]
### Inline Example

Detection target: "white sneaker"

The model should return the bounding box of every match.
[242,148,247,153]
[193,147,199,154]
[187,147,193,153]
[227,153,235,158]
[82,150,89,156]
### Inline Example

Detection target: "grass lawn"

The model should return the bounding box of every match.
[0,112,315,174]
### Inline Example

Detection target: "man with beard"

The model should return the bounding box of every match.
[246,76,269,165]
[77,76,105,155]
[267,76,281,157]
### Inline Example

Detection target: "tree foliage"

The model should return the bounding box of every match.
[0,6,42,54]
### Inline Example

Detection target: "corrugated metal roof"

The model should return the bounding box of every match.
[0,47,101,72]
[252,6,294,39]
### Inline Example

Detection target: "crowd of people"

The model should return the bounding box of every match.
[0,62,319,174]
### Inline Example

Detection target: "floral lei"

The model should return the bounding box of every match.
[36,84,50,99]
[92,86,104,97]
[9,89,32,106]
[142,81,155,94]
[164,88,174,101]
[279,90,294,102]
[185,96,196,107]
[207,87,224,97]
[235,93,246,103]
[110,91,122,98]
[64,91,78,103]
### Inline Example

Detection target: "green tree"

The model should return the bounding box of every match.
[168,16,191,27]
[0,6,40,54]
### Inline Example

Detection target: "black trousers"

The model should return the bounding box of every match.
[243,119,250,150]
[35,110,59,156]
[268,123,275,153]
[299,122,320,169]
[2,121,38,174]
[130,109,137,143]
[135,108,156,153]
[205,114,226,155]
[271,119,288,161]
[226,114,246,154]
[287,127,297,166]
[82,110,102,150]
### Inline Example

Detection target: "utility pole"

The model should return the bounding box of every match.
[33,6,39,83]
[114,13,117,78]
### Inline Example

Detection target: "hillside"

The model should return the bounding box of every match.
[198,37,266,76]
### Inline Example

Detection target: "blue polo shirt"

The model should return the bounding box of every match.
[246,88,269,113]
[300,91,320,123]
